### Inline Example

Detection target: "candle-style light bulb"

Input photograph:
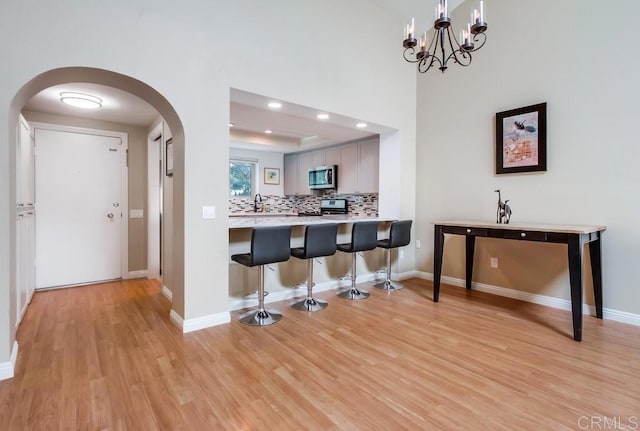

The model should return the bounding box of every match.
[420,32,427,50]
[409,17,414,38]
[480,1,485,22]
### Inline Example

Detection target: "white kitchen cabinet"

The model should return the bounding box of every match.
[296,152,313,195]
[284,152,313,195]
[284,137,379,195]
[324,147,340,166]
[338,143,358,193]
[284,154,297,195]
[357,139,379,193]
[312,150,326,167]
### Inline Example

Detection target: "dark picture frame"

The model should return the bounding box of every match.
[495,102,547,174]
[165,138,174,176]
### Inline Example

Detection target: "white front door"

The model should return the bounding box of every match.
[35,127,126,289]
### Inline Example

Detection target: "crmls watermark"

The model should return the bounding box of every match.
[577,416,639,430]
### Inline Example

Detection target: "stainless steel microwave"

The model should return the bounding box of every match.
[308,165,337,189]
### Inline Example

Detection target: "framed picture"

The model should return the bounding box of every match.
[495,102,547,174]
[166,138,174,176]
[264,167,280,185]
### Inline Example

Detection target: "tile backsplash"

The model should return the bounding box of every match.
[229,191,378,216]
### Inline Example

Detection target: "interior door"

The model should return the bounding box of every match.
[35,128,124,288]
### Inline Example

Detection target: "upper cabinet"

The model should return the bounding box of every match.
[283,154,298,195]
[356,139,379,194]
[284,152,313,195]
[283,136,379,196]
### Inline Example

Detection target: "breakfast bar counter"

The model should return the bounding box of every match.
[229,214,388,229]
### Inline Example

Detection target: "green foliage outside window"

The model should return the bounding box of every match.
[230,161,254,197]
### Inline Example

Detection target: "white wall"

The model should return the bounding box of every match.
[415,0,640,314]
[230,148,284,197]
[0,0,416,364]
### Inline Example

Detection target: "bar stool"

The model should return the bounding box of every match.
[290,223,338,311]
[231,225,292,326]
[337,221,379,300]
[375,220,412,291]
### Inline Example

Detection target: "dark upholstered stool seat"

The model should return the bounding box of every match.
[231,225,291,325]
[337,221,379,300]
[290,223,338,311]
[375,220,412,291]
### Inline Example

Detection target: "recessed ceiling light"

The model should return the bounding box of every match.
[228,122,235,127]
[60,92,102,109]
[267,102,282,109]
[316,113,330,120]
[265,129,273,134]
[356,122,368,128]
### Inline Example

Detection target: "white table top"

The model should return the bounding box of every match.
[229,214,388,229]
[433,220,607,234]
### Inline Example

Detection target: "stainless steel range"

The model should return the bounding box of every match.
[297,198,348,217]
[320,198,348,215]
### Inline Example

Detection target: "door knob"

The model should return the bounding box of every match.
[107,213,114,219]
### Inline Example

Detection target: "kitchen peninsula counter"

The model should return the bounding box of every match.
[229,214,388,229]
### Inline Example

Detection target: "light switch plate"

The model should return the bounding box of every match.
[202,206,216,219]
[129,209,144,219]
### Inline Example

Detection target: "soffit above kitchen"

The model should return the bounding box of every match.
[229,88,394,154]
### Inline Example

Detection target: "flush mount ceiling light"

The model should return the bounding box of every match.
[402,0,487,73]
[228,122,235,127]
[356,122,367,128]
[264,129,273,134]
[267,102,282,109]
[59,92,103,109]
[316,113,330,120]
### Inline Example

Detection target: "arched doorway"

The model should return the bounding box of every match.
[8,66,185,343]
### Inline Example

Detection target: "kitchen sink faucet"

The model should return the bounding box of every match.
[254,193,264,212]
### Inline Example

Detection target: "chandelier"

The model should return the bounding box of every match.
[402,0,487,73]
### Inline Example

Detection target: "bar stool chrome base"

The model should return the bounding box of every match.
[374,279,404,290]
[291,297,328,311]
[239,309,282,326]
[337,287,370,300]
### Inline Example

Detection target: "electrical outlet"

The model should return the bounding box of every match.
[415,240,421,249]
[490,257,499,268]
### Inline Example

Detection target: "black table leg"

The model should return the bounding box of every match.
[466,235,475,290]
[589,236,603,319]
[433,225,444,302]
[567,234,583,341]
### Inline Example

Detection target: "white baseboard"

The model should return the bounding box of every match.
[414,271,640,327]
[169,309,231,334]
[124,270,148,280]
[0,341,19,381]
[161,285,172,302]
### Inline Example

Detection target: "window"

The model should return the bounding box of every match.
[229,159,257,197]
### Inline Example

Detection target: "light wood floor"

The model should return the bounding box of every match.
[1,278,639,430]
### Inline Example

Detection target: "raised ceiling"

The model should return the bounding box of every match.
[21,1,450,140]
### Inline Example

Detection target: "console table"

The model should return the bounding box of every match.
[433,221,606,341]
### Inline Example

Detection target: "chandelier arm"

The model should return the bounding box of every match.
[470,32,487,52]
[403,47,420,63]
[444,26,472,67]
[424,28,444,73]
[415,29,440,73]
